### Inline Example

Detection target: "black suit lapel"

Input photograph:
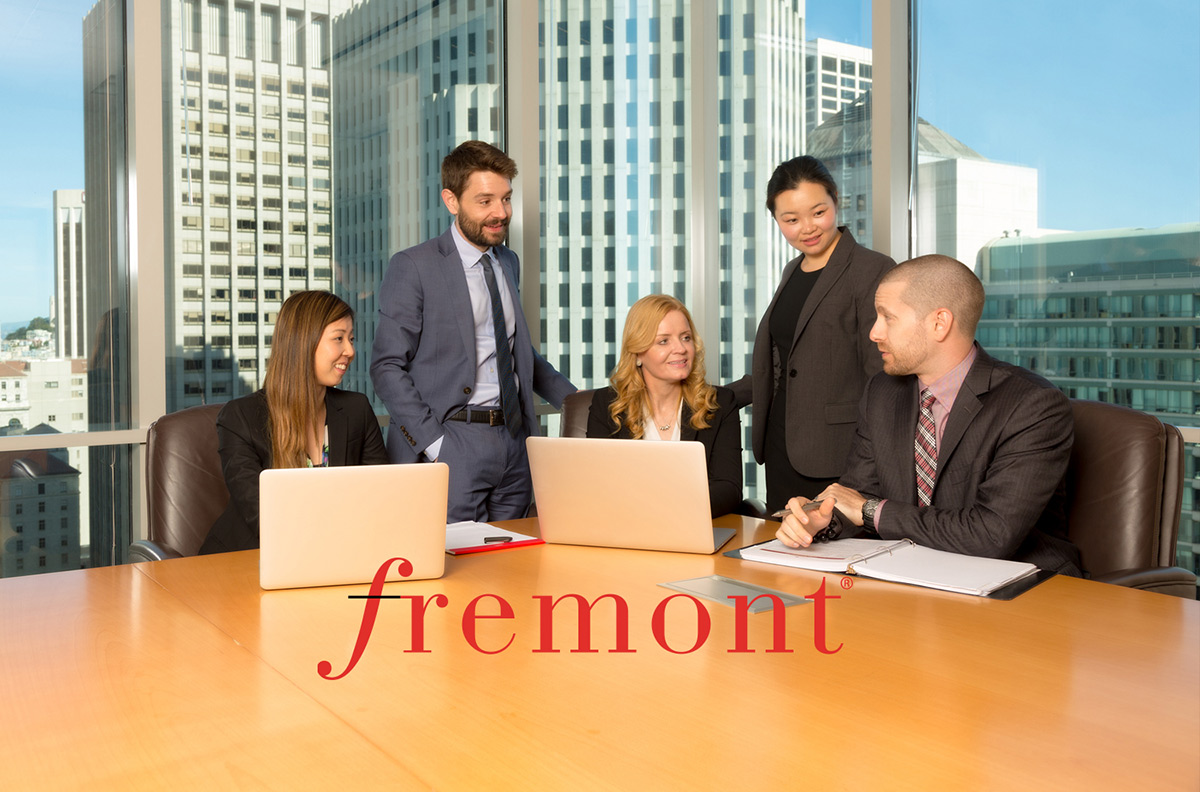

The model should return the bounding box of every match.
[790,228,854,352]
[680,402,698,442]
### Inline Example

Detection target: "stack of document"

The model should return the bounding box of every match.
[739,538,1039,597]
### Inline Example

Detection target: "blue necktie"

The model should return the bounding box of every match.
[479,255,522,436]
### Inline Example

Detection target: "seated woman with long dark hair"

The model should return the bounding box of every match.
[200,290,388,554]
[586,294,742,516]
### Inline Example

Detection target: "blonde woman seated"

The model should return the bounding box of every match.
[586,294,743,516]
[200,290,389,554]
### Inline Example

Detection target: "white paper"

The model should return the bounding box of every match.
[445,521,536,553]
[852,544,1037,596]
[739,538,910,573]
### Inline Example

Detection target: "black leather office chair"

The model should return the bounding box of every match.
[1065,399,1195,598]
[130,403,228,561]
[559,389,768,518]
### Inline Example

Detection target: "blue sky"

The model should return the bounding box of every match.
[1,0,89,326]
[910,0,1200,233]
[1,0,1198,326]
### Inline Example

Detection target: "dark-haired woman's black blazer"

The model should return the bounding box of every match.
[199,387,389,554]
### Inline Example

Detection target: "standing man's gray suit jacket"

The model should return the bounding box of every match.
[370,227,574,464]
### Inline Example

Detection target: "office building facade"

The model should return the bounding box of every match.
[976,223,1200,572]
[0,449,83,578]
[0,359,94,568]
[164,0,336,411]
[53,190,88,361]
[805,37,872,133]
[330,0,501,397]
[534,0,811,494]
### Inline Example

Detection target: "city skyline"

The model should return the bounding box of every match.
[2,0,1197,326]
[0,0,1194,579]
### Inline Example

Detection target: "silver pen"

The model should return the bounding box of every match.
[770,499,826,520]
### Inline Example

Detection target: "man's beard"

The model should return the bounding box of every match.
[459,214,509,249]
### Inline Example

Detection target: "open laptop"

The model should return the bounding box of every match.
[526,436,736,554]
[258,463,449,590]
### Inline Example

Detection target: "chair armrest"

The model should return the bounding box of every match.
[128,539,184,563]
[1091,566,1197,599]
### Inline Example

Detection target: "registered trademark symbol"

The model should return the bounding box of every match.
[840,577,853,589]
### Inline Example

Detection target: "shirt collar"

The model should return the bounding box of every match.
[450,222,492,269]
[919,343,978,411]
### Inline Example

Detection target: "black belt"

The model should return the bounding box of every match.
[447,407,506,426]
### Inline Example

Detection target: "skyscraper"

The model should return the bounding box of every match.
[538,2,809,391]
[52,190,88,360]
[330,0,501,397]
[809,91,1040,265]
[805,37,872,133]
[164,0,336,411]
[976,223,1200,573]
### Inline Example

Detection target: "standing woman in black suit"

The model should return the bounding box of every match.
[587,294,743,517]
[200,290,389,554]
[730,156,896,511]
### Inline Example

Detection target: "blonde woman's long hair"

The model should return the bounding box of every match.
[608,294,718,439]
[263,290,353,468]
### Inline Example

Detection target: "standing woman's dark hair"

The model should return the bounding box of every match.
[729,154,897,511]
[765,155,839,215]
[264,290,353,469]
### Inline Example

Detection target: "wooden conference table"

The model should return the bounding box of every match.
[3,516,1198,790]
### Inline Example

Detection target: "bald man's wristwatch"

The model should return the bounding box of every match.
[861,498,882,529]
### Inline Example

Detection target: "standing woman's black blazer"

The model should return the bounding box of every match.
[730,228,895,478]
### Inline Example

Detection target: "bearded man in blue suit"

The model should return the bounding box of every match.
[370,141,576,522]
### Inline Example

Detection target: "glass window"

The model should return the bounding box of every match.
[714,5,874,498]
[260,6,279,64]
[9,3,1191,581]
[234,3,254,59]
[207,1,228,56]
[538,1,694,439]
[285,12,305,67]
[319,1,504,402]
[0,0,132,574]
[914,0,1200,572]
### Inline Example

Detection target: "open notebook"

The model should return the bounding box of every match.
[738,538,1041,597]
[526,436,736,554]
[258,463,449,590]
